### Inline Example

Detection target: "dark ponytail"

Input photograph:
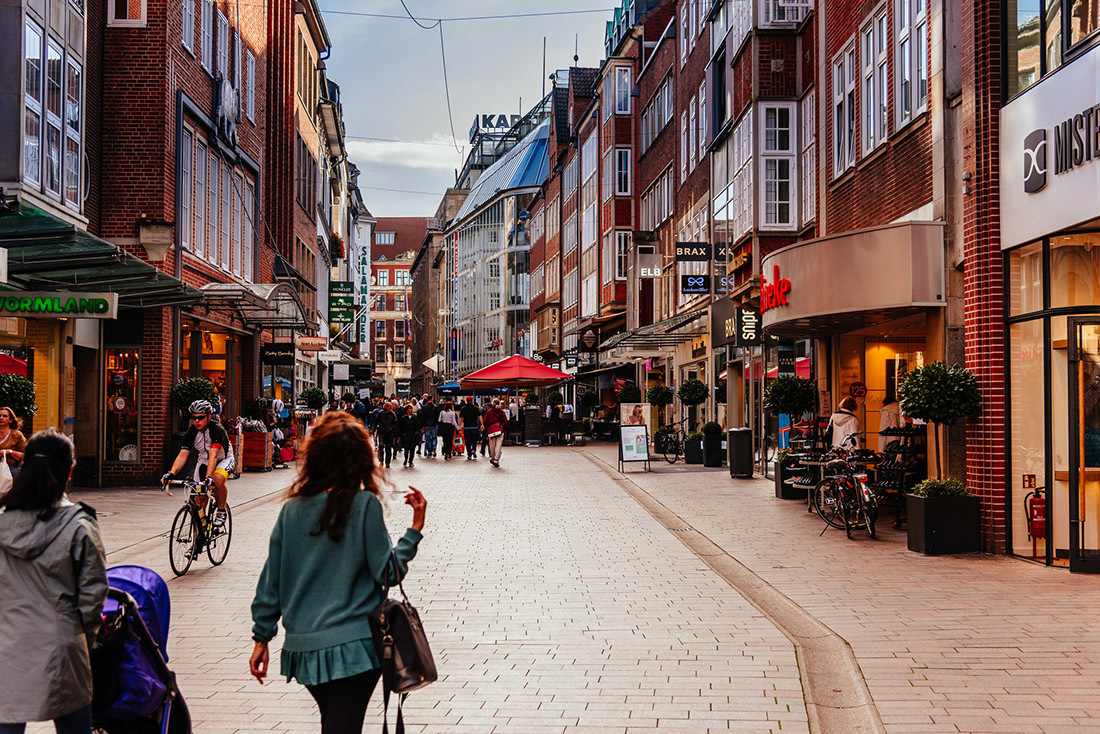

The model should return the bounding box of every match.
[0,429,75,520]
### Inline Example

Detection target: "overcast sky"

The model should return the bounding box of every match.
[320,1,610,217]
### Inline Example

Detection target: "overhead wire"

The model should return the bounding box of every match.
[321,8,616,22]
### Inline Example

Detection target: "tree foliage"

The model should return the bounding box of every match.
[677,378,708,406]
[646,384,674,407]
[898,362,981,427]
[0,373,37,420]
[618,384,642,403]
[300,387,328,411]
[545,390,563,405]
[763,375,817,418]
[170,377,218,412]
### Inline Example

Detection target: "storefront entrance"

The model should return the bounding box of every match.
[1068,319,1100,573]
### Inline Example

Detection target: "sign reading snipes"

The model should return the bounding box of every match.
[0,291,118,319]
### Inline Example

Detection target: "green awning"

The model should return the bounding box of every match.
[0,203,203,309]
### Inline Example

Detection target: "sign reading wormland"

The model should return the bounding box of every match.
[0,291,118,319]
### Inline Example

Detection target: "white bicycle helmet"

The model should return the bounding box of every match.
[189,399,216,416]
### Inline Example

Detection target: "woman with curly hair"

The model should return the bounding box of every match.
[249,411,427,733]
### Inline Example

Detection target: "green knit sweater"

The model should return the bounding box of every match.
[251,491,422,657]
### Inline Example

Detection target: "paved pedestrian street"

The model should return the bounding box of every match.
[33,444,1100,733]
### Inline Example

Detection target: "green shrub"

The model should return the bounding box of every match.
[763,375,817,418]
[300,386,328,411]
[911,478,971,497]
[580,391,600,407]
[0,373,36,421]
[677,378,708,406]
[170,377,218,412]
[686,431,704,441]
[702,421,722,435]
[618,384,642,403]
[646,384,674,407]
[546,390,563,405]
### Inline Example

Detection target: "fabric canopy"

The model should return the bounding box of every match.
[458,354,571,389]
[437,381,505,396]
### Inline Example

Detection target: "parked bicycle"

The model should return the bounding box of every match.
[656,419,689,464]
[811,433,878,539]
[166,478,233,576]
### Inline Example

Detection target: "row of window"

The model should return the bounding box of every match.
[601,231,630,284]
[375,344,409,364]
[295,134,318,217]
[640,75,674,153]
[374,269,411,287]
[372,293,406,312]
[23,20,82,209]
[179,128,254,279]
[374,320,408,339]
[679,80,707,183]
[601,65,633,120]
[679,0,707,67]
[640,167,675,231]
[181,0,256,123]
[375,231,395,245]
[833,0,928,177]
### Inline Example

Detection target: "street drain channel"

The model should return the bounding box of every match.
[580,449,886,734]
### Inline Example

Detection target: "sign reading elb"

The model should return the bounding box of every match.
[0,291,118,319]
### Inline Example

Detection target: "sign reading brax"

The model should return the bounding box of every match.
[0,291,118,319]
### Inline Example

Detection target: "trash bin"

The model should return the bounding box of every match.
[728,427,753,478]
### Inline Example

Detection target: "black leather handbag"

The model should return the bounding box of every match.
[370,553,436,733]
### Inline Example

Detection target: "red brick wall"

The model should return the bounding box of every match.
[961,0,1006,553]
[757,36,799,98]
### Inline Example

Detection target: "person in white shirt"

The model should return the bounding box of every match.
[878,398,904,452]
[828,397,861,449]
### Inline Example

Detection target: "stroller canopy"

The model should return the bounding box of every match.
[105,565,172,660]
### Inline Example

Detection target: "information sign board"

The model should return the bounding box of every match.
[618,425,651,471]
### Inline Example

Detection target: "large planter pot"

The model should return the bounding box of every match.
[775,459,807,500]
[684,439,704,464]
[703,434,723,467]
[906,494,980,555]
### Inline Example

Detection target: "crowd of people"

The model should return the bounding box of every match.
[320,393,525,469]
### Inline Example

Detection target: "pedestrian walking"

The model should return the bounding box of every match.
[438,401,459,460]
[376,401,398,468]
[398,404,421,468]
[479,400,491,457]
[419,395,439,457]
[0,407,27,476]
[827,396,861,449]
[0,429,108,734]
[483,398,509,468]
[249,412,427,734]
[459,396,482,461]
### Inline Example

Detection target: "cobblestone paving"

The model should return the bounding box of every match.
[37,447,806,733]
[584,444,1100,734]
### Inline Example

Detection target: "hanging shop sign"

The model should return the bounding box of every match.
[680,274,710,294]
[329,280,354,295]
[579,328,599,353]
[639,253,662,278]
[295,335,328,351]
[0,291,118,319]
[711,296,738,348]
[330,309,355,325]
[759,265,792,313]
[318,350,344,363]
[261,342,295,366]
[564,349,578,368]
[691,338,707,359]
[1001,42,1100,247]
[713,241,728,263]
[735,307,762,347]
[674,241,711,262]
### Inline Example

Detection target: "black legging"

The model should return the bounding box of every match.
[439,424,455,457]
[305,668,381,734]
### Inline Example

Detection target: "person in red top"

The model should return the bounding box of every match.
[482,398,509,468]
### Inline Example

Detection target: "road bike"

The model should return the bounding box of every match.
[811,434,877,539]
[166,479,233,576]
[654,419,688,464]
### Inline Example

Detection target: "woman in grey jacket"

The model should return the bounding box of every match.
[0,429,108,734]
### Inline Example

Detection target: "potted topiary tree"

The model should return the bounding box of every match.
[299,386,328,412]
[618,384,642,404]
[0,373,37,432]
[647,384,674,426]
[906,478,980,554]
[898,362,982,555]
[701,421,724,467]
[170,377,219,429]
[545,390,563,407]
[763,375,817,499]
[677,378,708,431]
[684,430,704,464]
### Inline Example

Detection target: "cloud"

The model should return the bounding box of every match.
[346,136,467,172]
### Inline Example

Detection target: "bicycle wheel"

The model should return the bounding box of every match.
[765,435,777,464]
[168,505,200,577]
[813,479,845,529]
[844,496,856,538]
[206,504,232,566]
[863,500,878,539]
[664,436,681,464]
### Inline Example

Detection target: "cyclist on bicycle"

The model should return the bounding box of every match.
[162,399,234,526]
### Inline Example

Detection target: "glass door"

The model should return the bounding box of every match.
[1068,319,1100,573]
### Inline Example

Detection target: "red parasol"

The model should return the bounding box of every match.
[458,354,571,390]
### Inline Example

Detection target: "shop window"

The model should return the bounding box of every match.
[862,6,889,153]
[1049,233,1100,309]
[833,42,856,177]
[895,0,928,127]
[106,348,140,462]
[1009,319,1047,559]
[1009,240,1044,316]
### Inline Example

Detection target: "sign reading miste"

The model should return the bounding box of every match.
[0,291,118,319]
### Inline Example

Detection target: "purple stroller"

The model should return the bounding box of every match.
[90,565,191,734]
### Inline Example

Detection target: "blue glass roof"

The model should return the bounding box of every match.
[454,120,549,222]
